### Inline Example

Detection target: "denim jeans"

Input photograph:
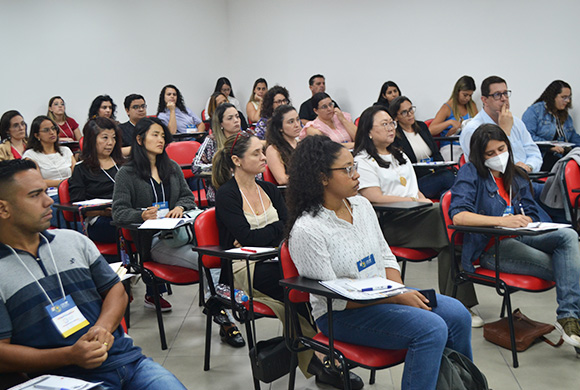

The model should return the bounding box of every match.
[417,169,455,199]
[480,228,580,319]
[316,293,472,390]
[74,356,186,390]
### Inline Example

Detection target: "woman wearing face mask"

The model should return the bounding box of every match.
[449,123,580,349]
[429,76,478,162]
[522,80,580,171]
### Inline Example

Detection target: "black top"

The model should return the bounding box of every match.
[69,161,118,202]
[215,178,287,250]
[392,120,443,178]
[118,121,135,147]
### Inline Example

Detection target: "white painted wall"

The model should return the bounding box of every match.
[1,0,579,129]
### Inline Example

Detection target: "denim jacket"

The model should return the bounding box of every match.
[522,102,580,146]
[448,163,540,272]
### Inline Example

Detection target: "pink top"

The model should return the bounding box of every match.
[299,112,353,144]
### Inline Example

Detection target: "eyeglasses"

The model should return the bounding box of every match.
[131,104,147,110]
[562,95,572,102]
[375,120,397,130]
[273,98,289,106]
[486,90,511,100]
[39,126,58,134]
[319,102,335,110]
[330,162,358,178]
[10,121,26,130]
[398,106,416,117]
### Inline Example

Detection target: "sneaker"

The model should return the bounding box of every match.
[468,308,484,328]
[144,295,172,312]
[555,318,580,347]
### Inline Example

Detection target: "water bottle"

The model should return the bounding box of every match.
[215,283,248,303]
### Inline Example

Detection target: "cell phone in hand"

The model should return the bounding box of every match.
[418,289,437,308]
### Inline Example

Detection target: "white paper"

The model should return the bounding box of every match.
[345,276,405,292]
[412,161,456,167]
[72,198,112,206]
[225,247,277,255]
[499,222,571,231]
[10,374,101,390]
[535,140,575,147]
[320,277,407,300]
[138,218,191,230]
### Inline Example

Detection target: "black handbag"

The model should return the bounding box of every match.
[249,336,292,383]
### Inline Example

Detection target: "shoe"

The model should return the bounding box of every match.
[144,295,172,312]
[468,308,484,328]
[555,318,580,347]
[307,355,364,390]
[219,324,245,348]
[213,310,231,326]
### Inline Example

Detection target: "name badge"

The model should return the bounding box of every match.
[153,201,169,218]
[45,295,89,338]
[357,254,376,272]
[502,205,514,217]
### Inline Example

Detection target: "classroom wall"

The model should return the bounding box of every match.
[1,0,578,128]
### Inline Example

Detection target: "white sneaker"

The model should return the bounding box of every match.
[469,308,484,328]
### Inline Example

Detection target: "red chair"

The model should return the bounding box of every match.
[354,117,360,126]
[279,241,407,390]
[193,208,276,388]
[262,164,279,185]
[389,247,438,282]
[459,154,466,167]
[79,136,84,151]
[440,191,556,367]
[563,159,580,229]
[424,118,434,128]
[57,179,117,258]
[165,140,209,207]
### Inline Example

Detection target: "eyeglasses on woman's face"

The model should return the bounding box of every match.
[398,106,416,117]
[39,126,58,134]
[330,161,358,178]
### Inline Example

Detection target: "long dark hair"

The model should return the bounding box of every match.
[353,106,407,168]
[0,110,25,140]
[81,117,124,173]
[157,84,187,114]
[129,117,175,181]
[214,77,235,98]
[27,116,62,154]
[285,135,344,237]
[88,95,117,120]
[376,81,401,107]
[389,96,420,134]
[469,123,530,193]
[260,86,290,119]
[534,80,572,124]
[266,105,297,171]
[212,132,255,189]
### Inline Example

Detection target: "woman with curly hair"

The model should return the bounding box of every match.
[286,135,472,390]
[156,84,205,135]
[429,76,478,162]
[265,105,301,185]
[374,80,401,109]
[0,110,27,161]
[522,80,579,170]
[88,94,117,120]
[254,85,290,140]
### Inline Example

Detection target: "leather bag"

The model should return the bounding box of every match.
[249,336,292,383]
[483,308,563,352]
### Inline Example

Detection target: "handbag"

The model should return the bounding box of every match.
[483,308,563,352]
[249,336,292,383]
[158,208,203,248]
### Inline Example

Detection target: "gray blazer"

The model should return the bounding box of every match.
[112,161,197,225]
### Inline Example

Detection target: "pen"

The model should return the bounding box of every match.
[519,203,526,217]
[361,285,392,292]
[240,248,257,253]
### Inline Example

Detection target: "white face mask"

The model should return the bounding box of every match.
[484,151,509,173]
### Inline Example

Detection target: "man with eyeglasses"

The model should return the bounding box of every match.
[460,76,542,173]
[299,74,340,125]
[119,94,147,156]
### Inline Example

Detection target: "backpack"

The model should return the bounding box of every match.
[436,348,489,390]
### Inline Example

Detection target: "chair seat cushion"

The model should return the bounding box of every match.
[95,242,118,256]
[313,333,407,368]
[390,247,438,261]
[242,300,276,317]
[474,267,556,291]
[143,262,200,284]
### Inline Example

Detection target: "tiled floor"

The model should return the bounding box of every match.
[127,258,578,390]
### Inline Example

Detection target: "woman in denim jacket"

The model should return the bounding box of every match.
[522,80,580,170]
[449,123,580,350]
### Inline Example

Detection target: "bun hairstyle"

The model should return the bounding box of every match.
[212,131,255,189]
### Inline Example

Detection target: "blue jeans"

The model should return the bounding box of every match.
[316,293,472,390]
[418,169,455,199]
[480,228,580,319]
[50,194,82,232]
[75,356,186,390]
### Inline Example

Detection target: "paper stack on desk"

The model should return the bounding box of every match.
[320,276,407,300]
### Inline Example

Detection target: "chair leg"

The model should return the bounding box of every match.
[369,368,376,384]
[287,352,298,390]
[244,319,261,390]
[500,295,507,318]
[401,260,407,282]
[341,361,352,390]
[204,311,212,371]
[152,283,168,350]
[166,283,173,295]
[123,279,131,329]
[504,291,519,368]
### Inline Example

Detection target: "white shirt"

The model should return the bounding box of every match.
[355,150,419,198]
[23,147,73,181]
[288,196,399,320]
[403,130,432,161]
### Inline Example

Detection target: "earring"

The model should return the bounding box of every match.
[369,135,373,140]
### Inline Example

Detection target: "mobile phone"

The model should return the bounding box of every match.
[418,289,437,308]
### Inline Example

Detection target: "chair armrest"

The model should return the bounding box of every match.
[448,225,554,236]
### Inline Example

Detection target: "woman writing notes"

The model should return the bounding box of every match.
[287,135,472,390]
[449,123,580,348]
